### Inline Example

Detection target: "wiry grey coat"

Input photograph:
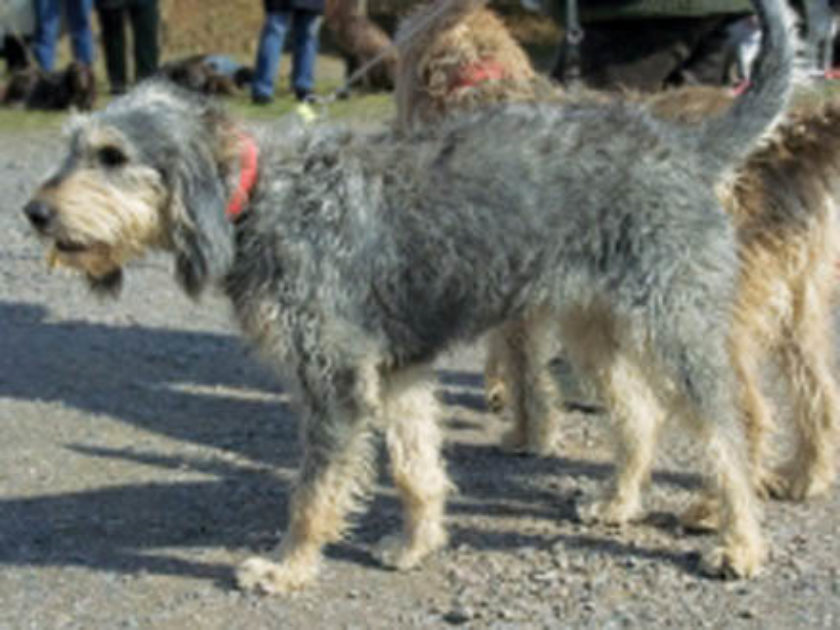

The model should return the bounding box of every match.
[25,0,796,591]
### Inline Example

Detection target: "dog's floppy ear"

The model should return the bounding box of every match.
[165,123,236,298]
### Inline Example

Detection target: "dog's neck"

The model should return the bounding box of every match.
[226,132,259,221]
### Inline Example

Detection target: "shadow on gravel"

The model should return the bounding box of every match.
[0,300,296,465]
[0,299,705,583]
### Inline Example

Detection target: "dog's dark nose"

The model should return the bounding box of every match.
[23,200,55,231]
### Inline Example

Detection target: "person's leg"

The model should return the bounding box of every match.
[128,0,160,81]
[65,0,96,66]
[290,9,322,100]
[97,6,128,94]
[31,0,61,71]
[252,11,291,102]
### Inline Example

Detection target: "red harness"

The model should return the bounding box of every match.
[226,132,259,221]
[449,58,508,92]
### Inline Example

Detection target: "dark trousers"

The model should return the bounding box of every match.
[552,15,747,92]
[97,1,159,93]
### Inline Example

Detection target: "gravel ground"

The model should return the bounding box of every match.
[1,122,839,630]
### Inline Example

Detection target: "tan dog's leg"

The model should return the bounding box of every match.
[497,314,563,455]
[576,351,664,525]
[775,283,840,499]
[731,333,780,498]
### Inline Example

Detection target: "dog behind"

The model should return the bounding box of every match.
[1,61,96,110]
[325,0,396,94]
[394,0,554,131]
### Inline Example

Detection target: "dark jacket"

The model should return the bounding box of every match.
[264,0,325,13]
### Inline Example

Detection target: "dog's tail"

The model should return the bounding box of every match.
[394,0,489,131]
[695,0,797,176]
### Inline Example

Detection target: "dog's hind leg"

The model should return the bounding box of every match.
[496,312,563,455]
[572,340,665,526]
[375,366,453,570]
[664,340,767,578]
[681,331,778,532]
[236,358,381,594]
[774,281,840,500]
[730,332,780,499]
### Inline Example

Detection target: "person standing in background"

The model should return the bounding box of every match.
[94,0,159,95]
[251,0,324,104]
[31,0,95,71]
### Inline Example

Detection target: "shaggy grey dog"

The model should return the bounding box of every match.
[23,0,794,593]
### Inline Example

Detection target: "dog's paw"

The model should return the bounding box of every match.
[680,496,720,532]
[753,467,788,501]
[235,556,319,595]
[700,538,767,580]
[576,494,642,526]
[499,426,561,457]
[374,526,448,571]
[765,463,835,502]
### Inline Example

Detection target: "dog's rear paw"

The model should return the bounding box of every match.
[577,494,642,526]
[375,526,448,571]
[764,463,835,502]
[680,496,720,532]
[499,426,561,457]
[235,556,319,594]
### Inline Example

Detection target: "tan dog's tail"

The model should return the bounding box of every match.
[696,0,797,177]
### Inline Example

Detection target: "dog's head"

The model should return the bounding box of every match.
[23,81,239,297]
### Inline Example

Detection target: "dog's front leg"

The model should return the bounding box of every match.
[376,367,453,570]
[236,358,381,594]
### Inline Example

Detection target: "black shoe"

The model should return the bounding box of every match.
[295,89,314,103]
[251,93,273,105]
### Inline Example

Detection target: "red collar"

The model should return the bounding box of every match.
[449,58,508,92]
[226,132,259,221]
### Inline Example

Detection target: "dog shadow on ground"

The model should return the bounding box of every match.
[0,300,705,585]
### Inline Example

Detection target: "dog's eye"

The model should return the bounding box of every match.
[98,146,128,168]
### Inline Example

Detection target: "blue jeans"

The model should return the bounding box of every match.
[252,9,322,99]
[32,0,95,71]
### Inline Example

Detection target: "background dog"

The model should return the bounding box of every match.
[157,54,254,97]
[1,60,96,110]
[325,0,397,95]
[394,0,554,131]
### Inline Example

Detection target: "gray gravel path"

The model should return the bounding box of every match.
[1,125,839,630]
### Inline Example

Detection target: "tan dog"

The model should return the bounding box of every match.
[653,87,840,504]
[494,86,840,508]
[396,1,838,507]
[394,0,554,132]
